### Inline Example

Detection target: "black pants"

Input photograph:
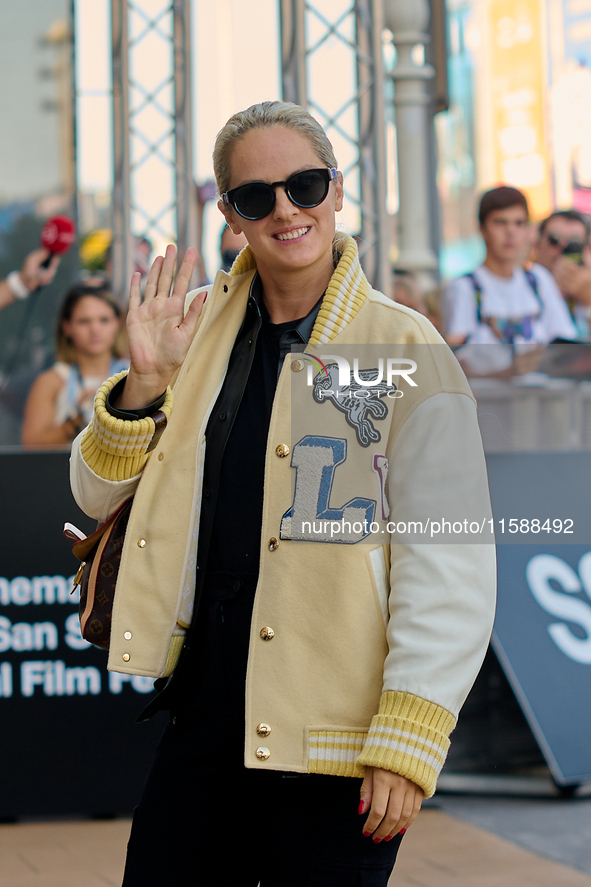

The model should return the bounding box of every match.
[122,718,403,886]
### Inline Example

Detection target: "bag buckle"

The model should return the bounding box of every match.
[71,561,85,593]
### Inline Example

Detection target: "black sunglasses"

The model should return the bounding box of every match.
[546,233,565,247]
[221,167,338,221]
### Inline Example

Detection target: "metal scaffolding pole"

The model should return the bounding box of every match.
[355,0,389,290]
[111,0,133,301]
[110,0,197,302]
[280,0,307,106]
[279,0,390,295]
[173,1,198,272]
[384,0,439,280]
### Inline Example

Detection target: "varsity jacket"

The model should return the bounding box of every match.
[70,236,496,798]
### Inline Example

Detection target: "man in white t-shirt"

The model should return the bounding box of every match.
[444,187,576,352]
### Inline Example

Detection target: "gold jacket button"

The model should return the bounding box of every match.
[275,444,290,458]
[124,631,132,640]
[122,653,130,662]
[137,539,147,548]
[268,537,279,551]
[256,746,271,760]
[260,627,275,641]
[158,452,164,461]
[291,358,304,372]
[257,723,271,737]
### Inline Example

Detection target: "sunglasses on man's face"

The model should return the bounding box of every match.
[546,232,567,247]
[221,167,338,221]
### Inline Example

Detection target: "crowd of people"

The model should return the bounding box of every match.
[442,186,585,351]
[1,178,587,449]
[385,185,589,379]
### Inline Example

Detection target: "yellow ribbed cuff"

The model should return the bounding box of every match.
[163,634,185,677]
[80,371,174,481]
[356,691,456,798]
[307,730,367,777]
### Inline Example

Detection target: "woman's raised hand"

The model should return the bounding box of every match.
[118,245,207,410]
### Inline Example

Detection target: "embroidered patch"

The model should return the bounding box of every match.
[312,364,393,447]
[280,436,376,544]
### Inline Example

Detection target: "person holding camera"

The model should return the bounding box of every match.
[535,209,591,339]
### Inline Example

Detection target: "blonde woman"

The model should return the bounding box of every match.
[71,102,495,886]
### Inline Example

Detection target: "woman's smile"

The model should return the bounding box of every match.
[274,226,311,242]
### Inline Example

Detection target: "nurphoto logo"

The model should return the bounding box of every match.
[305,354,417,388]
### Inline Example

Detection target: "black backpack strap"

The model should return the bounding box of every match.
[524,268,544,315]
[463,272,483,325]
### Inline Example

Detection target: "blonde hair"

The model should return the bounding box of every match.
[213,100,348,262]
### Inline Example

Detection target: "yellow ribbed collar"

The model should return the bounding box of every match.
[228,234,369,345]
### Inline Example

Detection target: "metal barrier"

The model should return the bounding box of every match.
[473,377,591,452]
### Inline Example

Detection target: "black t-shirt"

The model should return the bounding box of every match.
[205,311,295,575]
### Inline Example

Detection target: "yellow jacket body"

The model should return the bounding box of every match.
[71,240,496,797]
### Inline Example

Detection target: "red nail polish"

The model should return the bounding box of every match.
[373,837,382,844]
[358,801,365,815]
[384,836,393,842]
[363,831,371,837]
[399,828,407,834]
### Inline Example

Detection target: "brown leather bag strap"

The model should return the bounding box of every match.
[146,409,168,453]
[71,496,133,560]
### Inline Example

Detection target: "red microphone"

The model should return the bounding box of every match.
[40,215,76,267]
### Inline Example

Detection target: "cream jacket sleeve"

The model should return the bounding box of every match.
[357,391,497,795]
[69,370,174,521]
